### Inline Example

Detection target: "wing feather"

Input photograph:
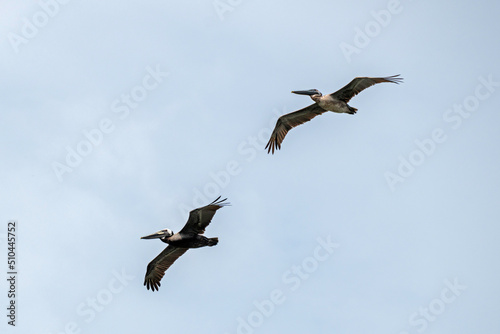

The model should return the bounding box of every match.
[144,245,188,291]
[265,103,327,154]
[330,75,403,103]
[179,196,229,235]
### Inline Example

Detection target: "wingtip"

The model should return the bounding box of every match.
[212,196,230,207]
[265,140,279,154]
[388,74,404,84]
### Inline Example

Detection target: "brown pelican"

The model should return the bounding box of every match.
[141,196,229,291]
[265,75,403,154]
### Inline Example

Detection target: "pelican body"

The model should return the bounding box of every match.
[141,196,229,291]
[141,227,219,248]
[291,89,358,115]
[265,75,403,154]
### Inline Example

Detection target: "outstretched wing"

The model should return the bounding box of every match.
[144,245,189,291]
[330,75,403,103]
[265,103,327,154]
[179,196,229,235]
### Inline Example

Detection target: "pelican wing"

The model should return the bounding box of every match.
[330,75,403,103]
[179,196,229,235]
[265,103,327,154]
[144,245,189,291]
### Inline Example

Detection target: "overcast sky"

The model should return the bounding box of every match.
[1,0,500,333]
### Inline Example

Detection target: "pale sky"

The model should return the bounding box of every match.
[1,1,500,333]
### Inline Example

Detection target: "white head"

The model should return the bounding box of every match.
[291,89,322,98]
[141,228,174,240]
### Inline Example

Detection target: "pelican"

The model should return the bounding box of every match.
[265,75,403,154]
[141,196,229,291]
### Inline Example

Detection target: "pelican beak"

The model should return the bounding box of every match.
[291,89,318,96]
[141,231,166,240]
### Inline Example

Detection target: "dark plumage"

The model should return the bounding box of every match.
[141,196,229,291]
[265,75,403,154]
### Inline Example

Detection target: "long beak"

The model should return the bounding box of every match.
[291,89,317,96]
[141,231,166,240]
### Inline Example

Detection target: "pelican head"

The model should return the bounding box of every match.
[291,89,322,98]
[141,228,174,240]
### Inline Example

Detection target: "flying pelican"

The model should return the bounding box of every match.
[265,75,403,154]
[141,196,229,291]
